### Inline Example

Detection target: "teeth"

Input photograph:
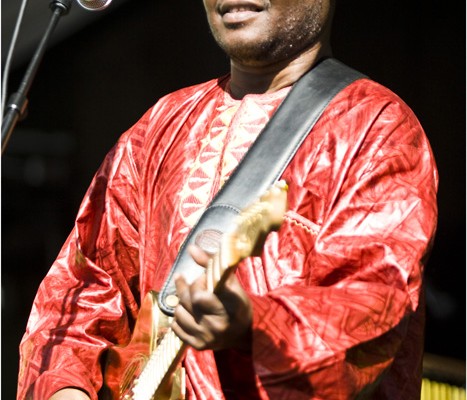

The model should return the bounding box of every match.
[220,2,262,15]
[228,7,258,13]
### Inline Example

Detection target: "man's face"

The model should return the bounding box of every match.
[203,0,331,67]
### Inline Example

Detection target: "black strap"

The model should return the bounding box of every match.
[158,58,366,316]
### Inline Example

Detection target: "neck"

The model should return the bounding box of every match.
[229,42,332,99]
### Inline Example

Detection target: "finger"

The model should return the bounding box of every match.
[172,305,215,350]
[190,290,226,324]
[173,302,198,332]
[171,318,206,350]
[189,270,209,294]
[172,291,205,348]
[223,272,244,294]
[215,272,242,301]
[174,278,228,330]
[175,273,194,314]
[174,273,219,321]
[172,306,228,350]
[188,244,211,267]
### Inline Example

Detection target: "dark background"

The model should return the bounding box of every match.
[2,1,465,398]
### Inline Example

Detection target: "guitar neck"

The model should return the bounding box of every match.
[130,329,186,400]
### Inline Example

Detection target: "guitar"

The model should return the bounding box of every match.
[101,181,288,400]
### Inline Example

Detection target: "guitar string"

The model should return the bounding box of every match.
[131,328,182,400]
[128,186,286,399]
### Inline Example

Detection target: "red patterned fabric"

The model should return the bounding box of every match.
[17,75,438,400]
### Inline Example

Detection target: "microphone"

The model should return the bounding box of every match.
[75,0,112,11]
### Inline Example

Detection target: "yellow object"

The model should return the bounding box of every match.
[421,378,466,400]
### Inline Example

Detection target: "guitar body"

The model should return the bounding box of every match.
[101,181,288,400]
[101,291,185,400]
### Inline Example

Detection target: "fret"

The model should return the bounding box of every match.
[131,329,184,400]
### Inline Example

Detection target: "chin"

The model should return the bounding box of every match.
[217,38,278,65]
[226,43,298,68]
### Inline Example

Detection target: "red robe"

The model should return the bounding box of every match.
[18,75,438,399]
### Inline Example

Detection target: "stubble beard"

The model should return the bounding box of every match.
[209,2,325,67]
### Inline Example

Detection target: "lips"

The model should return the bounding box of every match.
[218,0,265,24]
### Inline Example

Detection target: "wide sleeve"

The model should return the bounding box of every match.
[245,90,438,398]
[17,114,149,400]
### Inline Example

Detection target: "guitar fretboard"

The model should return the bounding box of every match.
[130,328,184,400]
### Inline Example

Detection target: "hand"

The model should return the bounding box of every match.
[49,388,91,400]
[171,245,253,352]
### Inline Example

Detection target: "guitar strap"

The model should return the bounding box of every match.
[158,57,366,316]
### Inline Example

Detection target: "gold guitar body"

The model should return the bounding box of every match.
[101,291,185,400]
[101,181,288,400]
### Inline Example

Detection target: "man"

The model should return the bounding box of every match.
[17,0,438,399]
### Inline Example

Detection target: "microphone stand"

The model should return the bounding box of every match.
[1,0,72,154]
